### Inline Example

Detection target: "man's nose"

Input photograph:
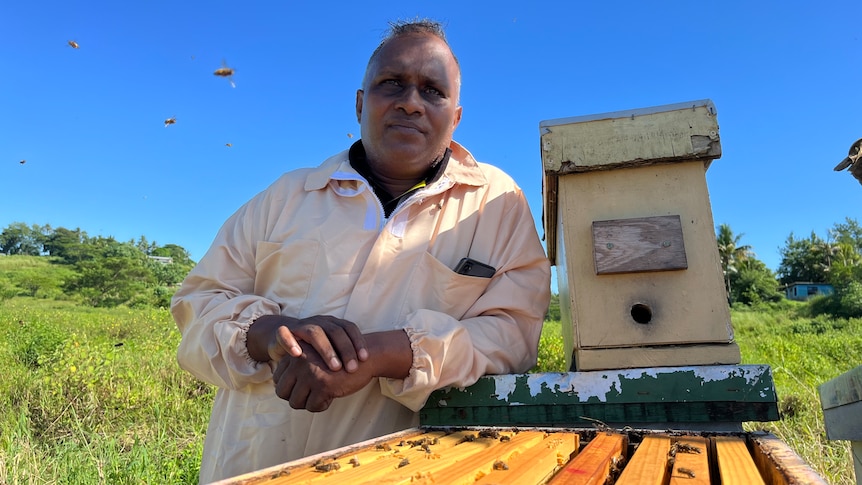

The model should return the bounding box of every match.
[395,85,423,114]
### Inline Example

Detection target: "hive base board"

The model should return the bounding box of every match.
[572,343,741,371]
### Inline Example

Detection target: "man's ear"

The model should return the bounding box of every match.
[355,90,364,123]
[453,105,463,130]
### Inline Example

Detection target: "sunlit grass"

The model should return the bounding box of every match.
[0,298,211,484]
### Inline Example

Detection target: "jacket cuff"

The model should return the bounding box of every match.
[378,326,437,412]
[239,312,269,369]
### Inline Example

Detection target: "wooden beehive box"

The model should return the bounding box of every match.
[541,99,741,371]
[212,369,819,484]
[212,426,826,484]
[214,369,815,484]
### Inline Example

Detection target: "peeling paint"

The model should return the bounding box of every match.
[422,365,779,427]
[569,373,622,403]
[487,366,769,404]
[434,365,773,407]
[694,365,765,386]
[492,374,518,403]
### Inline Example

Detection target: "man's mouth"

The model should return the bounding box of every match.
[388,121,424,134]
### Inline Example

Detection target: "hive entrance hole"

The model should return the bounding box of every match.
[630,303,653,324]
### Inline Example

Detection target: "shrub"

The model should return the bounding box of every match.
[7,318,66,369]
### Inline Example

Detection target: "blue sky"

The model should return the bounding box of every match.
[2,1,860,279]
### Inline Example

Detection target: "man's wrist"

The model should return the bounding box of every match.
[365,329,413,380]
[246,315,285,362]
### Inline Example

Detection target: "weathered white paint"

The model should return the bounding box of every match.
[484,366,770,404]
[492,374,519,404]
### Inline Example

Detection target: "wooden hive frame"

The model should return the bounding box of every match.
[212,427,827,485]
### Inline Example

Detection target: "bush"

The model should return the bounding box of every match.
[807,281,862,319]
[7,318,66,369]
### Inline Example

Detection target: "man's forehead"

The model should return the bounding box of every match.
[369,35,459,78]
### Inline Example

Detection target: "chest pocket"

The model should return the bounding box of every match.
[401,251,493,321]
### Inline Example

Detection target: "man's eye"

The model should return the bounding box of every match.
[424,86,443,97]
[381,79,401,87]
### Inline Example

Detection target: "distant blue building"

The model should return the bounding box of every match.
[784,282,834,301]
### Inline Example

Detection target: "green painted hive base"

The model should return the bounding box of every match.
[420,365,779,432]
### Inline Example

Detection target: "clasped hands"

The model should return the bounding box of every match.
[247,314,411,412]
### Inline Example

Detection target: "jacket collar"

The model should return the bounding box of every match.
[304,140,488,192]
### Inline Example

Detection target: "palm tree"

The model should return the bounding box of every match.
[716,224,753,304]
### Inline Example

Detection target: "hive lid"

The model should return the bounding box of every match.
[540,99,721,175]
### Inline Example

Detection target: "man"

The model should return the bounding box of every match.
[171,19,551,483]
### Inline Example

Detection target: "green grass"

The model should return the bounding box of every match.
[1,297,859,484]
[0,298,212,484]
[733,305,862,485]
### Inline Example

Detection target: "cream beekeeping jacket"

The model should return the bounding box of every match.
[171,141,551,483]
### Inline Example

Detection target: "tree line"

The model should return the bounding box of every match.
[2,218,861,318]
[0,222,195,307]
[717,217,862,318]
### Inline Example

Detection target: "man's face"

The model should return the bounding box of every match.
[356,33,462,179]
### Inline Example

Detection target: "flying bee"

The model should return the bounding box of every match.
[347,133,354,138]
[214,60,236,88]
[164,116,176,127]
[19,159,26,165]
[68,40,79,49]
[225,143,232,147]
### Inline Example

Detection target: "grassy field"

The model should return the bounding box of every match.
[0,298,211,484]
[1,296,859,484]
[733,304,861,484]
